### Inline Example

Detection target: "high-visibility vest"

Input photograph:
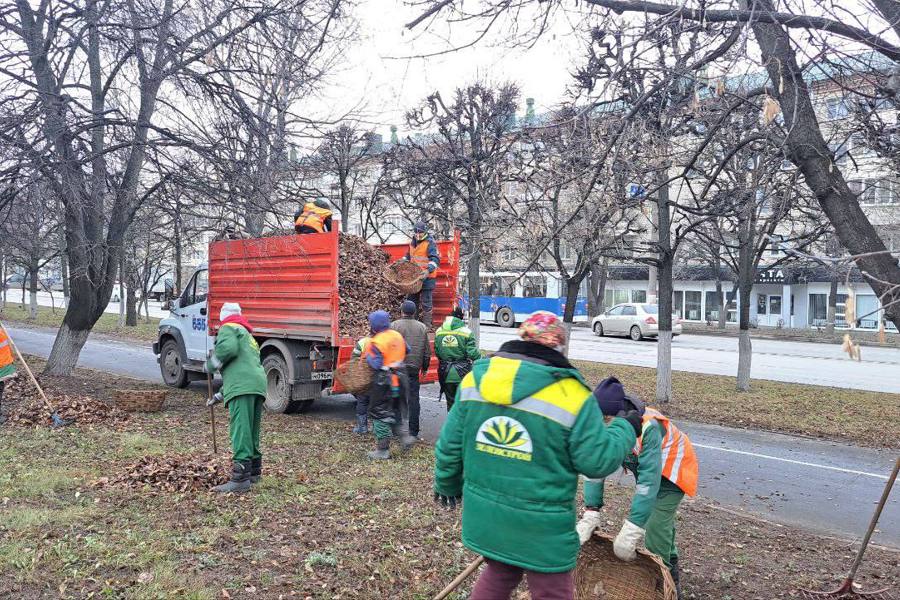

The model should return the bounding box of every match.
[409,239,438,279]
[364,329,406,386]
[0,328,14,372]
[634,408,698,497]
[352,336,371,358]
[294,202,332,233]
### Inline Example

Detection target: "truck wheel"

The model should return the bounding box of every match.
[160,339,190,388]
[496,307,515,328]
[262,353,291,413]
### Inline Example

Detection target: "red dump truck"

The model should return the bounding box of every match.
[154,230,460,413]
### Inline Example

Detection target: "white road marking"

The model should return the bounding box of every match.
[692,443,890,480]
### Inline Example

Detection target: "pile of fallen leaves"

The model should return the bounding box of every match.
[5,376,128,427]
[96,453,230,494]
[338,233,406,338]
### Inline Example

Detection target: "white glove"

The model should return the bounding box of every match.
[576,510,603,544]
[613,520,645,562]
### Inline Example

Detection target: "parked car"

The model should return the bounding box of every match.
[4,274,25,288]
[592,303,682,341]
[4,273,63,291]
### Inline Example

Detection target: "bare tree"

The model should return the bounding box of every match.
[315,124,378,232]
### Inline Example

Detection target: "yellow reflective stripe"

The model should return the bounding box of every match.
[528,377,590,417]
[458,385,577,428]
[476,357,520,405]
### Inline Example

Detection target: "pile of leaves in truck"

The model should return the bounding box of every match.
[5,375,129,427]
[338,233,406,338]
[95,453,231,494]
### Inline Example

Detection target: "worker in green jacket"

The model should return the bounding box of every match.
[205,303,268,493]
[350,335,371,434]
[434,306,481,410]
[576,377,698,600]
[433,311,641,600]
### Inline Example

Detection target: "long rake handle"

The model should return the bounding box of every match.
[433,556,484,600]
[207,371,218,454]
[0,322,57,415]
[847,456,899,581]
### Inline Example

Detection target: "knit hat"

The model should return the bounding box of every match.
[593,376,626,415]
[414,220,427,233]
[219,302,241,322]
[451,306,464,319]
[368,310,391,333]
[401,300,417,316]
[518,311,567,348]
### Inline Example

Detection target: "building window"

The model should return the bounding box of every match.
[808,294,827,327]
[673,291,684,319]
[767,235,787,257]
[704,291,721,322]
[825,97,849,120]
[631,289,647,303]
[684,291,702,321]
[605,289,630,307]
[856,294,879,329]
[757,293,767,316]
[501,248,518,263]
[835,293,848,328]
[726,294,738,323]
[852,179,898,205]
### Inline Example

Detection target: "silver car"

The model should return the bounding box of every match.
[592,303,683,341]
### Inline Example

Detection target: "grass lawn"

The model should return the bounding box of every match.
[0,303,159,342]
[572,360,900,449]
[0,362,898,599]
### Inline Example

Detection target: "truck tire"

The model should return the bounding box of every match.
[159,339,190,388]
[263,353,291,413]
[496,307,515,328]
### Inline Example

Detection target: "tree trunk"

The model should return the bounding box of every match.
[826,274,839,334]
[27,263,39,320]
[58,200,69,308]
[125,285,138,327]
[341,177,350,233]
[0,255,6,310]
[655,176,673,404]
[736,243,754,393]
[562,276,584,356]
[588,258,609,317]
[118,256,126,328]
[466,246,481,344]
[174,199,183,295]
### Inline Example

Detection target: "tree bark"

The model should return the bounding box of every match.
[466,245,481,344]
[826,274,839,334]
[736,206,755,391]
[27,263,38,320]
[125,285,138,327]
[655,176,673,403]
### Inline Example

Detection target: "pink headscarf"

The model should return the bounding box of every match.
[518,311,567,348]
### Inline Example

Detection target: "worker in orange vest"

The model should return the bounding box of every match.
[576,377,698,600]
[399,221,439,326]
[0,323,17,424]
[294,199,333,234]
[362,311,414,459]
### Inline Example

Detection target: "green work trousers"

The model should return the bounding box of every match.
[643,484,684,568]
[227,394,264,462]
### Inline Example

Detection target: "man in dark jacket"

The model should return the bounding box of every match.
[391,300,431,439]
[399,221,440,326]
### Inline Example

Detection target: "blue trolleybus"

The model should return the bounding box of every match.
[459,271,588,328]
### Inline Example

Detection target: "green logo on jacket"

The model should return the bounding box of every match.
[475,416,533,462]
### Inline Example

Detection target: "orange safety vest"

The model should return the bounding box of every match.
[409,238,437,279]
[294,202,332,233]
[0,328,14,371]
[634,408,698,497]
[363,329,407,386]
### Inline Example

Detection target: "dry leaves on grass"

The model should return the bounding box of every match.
[6,378,128,427]
[338,234,406,338]
[95,453,231,494]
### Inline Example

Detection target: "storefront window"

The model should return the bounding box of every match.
[673,291,684,319]
[725,293,737,323]
[835,293,848,327]
[704,291,721,322]
[684,291,702,321]
[631,289,647,303]
[757,293,767,315]
[604,289,630,307]
[856,295,879,329]
[808,294,827,326]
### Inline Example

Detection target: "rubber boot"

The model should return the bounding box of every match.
[212,460,252,493]
[367,437,391,460]
[352,414,368,434]
[670,557,683,600]
[250,457,262,484]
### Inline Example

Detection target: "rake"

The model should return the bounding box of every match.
[0,322,70,428]
[798,457,898,599]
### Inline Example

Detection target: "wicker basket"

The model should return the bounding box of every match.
[334,360,372,395]
[383,261,427,295]
[112,389,167,412]
[574,533,677,600]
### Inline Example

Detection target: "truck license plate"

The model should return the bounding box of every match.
[310,371,332,381]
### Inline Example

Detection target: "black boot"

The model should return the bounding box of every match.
[250,457,262,484]
[212,460,252,493]
[670,556,683,600]
[367,437,391,460]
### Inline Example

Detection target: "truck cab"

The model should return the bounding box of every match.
[153,265,212,387]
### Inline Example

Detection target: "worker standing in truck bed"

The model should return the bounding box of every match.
[398,221,440,326]
[294,199,333,234]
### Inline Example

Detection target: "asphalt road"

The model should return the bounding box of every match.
[6,324,899,548]
[481,326,900,393]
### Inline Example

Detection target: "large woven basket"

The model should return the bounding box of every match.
[574,533,677,600]
[334,360,372,395]
[112,389,167,412]
[383,261,427,295]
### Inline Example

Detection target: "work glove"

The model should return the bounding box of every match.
[613,520,645,562]
[576,509,603,544]
[206,392,223,407]
[434,492,461,510]
[427,261,437,273]
[618,409,643,439]
[204,352,222,374]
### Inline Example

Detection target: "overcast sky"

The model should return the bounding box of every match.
[310,1,586,139]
